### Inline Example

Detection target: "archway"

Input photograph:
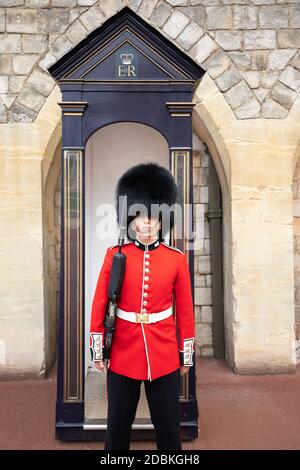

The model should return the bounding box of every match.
[41,138,62,376]
[192,94,233,366]
[292,138,300,364]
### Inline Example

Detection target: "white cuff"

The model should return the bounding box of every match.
[90,332,104,361]
[179,338,194,366]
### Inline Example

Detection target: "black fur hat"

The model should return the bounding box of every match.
[115,162,178,241]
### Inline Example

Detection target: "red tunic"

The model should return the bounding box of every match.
[89,238,195,381]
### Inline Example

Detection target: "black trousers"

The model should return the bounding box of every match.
[104,367,182,451]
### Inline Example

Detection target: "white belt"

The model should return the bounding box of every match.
[116,306,173,324]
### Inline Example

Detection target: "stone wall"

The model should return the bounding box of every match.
[1,0,300,123]
[293,159,300,341]
[193,132,214,357]
[292,158,300,360]
[53,170,61,333]
[1,1,300,377]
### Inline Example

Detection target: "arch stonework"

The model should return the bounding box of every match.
[1,1,300,123]
[1,3,300,377]
[0,0,300,123]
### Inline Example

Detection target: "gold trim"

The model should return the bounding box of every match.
[79,149,83,402]
[64,150,68,401]
[63,112,83,116]
[170,113,191,117]
[58,102,88,106]
[166,102,196,106]
[59,79,194,84]
[63,150,83,403]
[81,38,174,79]
[62,146,85,150]
[63,25,190,80]
[170,149,191,401]
[169,147,192,149]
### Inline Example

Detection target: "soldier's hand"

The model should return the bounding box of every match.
[94,360,110,371]
[180,366,190,376]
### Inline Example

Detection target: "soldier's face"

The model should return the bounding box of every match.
[133,215,160,237]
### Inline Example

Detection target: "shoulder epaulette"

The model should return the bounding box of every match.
[108,241,132,250]
[161,242,183,254]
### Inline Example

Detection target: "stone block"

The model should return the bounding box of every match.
[65,19,88,45]
[259,6,288,29]
[149,1,171,28]
[270,82,297,109]
[189,34,218,64]
[0,75,8,93]
[235,96,260,119]
[22,34,48,53]
[278,66,300,92]
[234,6,257,30]
[176,21,203,51]
[0,55,12,75]
[268,49,296,71]
[100,0,123,17]
[0,34,22,53]
[7,9,39,33]
[244,30,276,50]
[195,287,212,305]
[9,102,36,122]
[261,97,289,118]
[215,30,242,50]
[28,69,55,97]
[12,54,39,75]
[138,0,160,19]
[80,5,106,32]
[203,49,231,79]
[215,66,241,92]
[37,8,69,34]
[207,6,232,30]
[162,10,190,39]
[278,29,300,49]
[224,80,253,109]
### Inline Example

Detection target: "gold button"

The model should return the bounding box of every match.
[142,308,147,313]
[145,276,149,281]
[144,284,149,289]
[145,268,149,273]
[143,300,148,305]
[143,292,148,297]
[145,261,150,266]
[145,253,150,258]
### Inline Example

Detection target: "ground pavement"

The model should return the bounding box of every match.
[0,357,299,450]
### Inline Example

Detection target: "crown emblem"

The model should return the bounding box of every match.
[120,52,134,65]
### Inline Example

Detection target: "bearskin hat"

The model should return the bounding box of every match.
[115,162,178,241]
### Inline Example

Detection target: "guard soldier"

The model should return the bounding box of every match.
[89,162,195,450]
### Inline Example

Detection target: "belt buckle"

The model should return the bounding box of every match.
[136,313,149,324]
